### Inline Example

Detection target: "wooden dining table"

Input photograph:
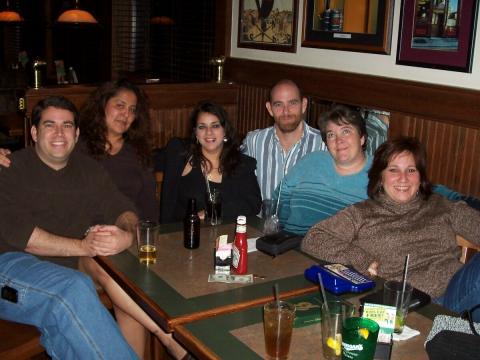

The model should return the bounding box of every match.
[173,289,450,360]
[94,217,320,332]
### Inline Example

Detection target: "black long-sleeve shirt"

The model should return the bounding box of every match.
[154,138,262,223]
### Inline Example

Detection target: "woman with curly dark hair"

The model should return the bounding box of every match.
[79,79,157,221]
[155,101,261,223]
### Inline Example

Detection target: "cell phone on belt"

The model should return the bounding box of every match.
[1,285,18,303]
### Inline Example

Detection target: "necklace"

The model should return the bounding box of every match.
[202,165,221,183]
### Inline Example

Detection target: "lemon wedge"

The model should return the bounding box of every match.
[326,334,342,356]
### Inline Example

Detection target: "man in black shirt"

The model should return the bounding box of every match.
[0,96,138,359]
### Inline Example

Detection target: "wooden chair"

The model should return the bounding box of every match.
[0,319,45,360]
[457,235,480,264]
[155,171,164,204]
[0,288,116,360]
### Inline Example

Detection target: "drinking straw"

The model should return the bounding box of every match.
[274,180,283,216]
[317,273,330,315]
[273,283,280,308]
[273,283,281,356]
[400,254,410,309]
[318,273,332,331]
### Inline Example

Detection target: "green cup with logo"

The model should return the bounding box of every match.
[341,317,379,360]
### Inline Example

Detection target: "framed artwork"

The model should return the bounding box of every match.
[397,0,478,72]
[238,0,298,53]
[301,0,394,54]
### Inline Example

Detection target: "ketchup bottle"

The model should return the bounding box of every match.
[232,215,247,274]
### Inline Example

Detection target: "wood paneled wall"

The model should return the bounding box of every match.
[224,58,480,197]
[236,84,271,137]
[390,113,480,196]
[21,74,480,196]
[149,104,237,148]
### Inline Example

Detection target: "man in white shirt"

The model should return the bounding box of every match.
[242,79,327,200]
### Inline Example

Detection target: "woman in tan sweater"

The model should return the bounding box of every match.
[302,137,480,320]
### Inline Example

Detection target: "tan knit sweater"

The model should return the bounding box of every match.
[302,193,480,297]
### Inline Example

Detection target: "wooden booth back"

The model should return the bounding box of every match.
[23,82,240,150]
[22,65,480,199]
[224,58,480,198]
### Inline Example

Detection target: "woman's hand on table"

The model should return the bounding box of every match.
[367,261,379,277]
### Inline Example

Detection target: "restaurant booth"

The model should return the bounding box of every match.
[1,60,478,358]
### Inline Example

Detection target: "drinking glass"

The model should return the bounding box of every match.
[342,317,380,360]
[206,188,222,225]
[136,220,159,265]
[262,199,280,234]
[263,301,296,360]
[383,280,413,334]
[321,300,355,360]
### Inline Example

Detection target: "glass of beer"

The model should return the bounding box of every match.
[263,300,296,360]
[136,220,159,265]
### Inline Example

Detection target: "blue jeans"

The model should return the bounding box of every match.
[440,253,480,322]
[0,252,138,359]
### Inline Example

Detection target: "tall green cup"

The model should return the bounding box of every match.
[341,317,379,360]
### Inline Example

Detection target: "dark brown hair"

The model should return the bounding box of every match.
[367,136,432,200]
[80,79,151,166]
[188,101,241,176]
[32,95,79,127]
[318,104,368,151]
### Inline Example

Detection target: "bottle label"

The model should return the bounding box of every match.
[232,245,240,268]
[235,224,246,233]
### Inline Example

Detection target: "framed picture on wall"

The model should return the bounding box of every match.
[397,0,479,72]
[238,0,298,53]
[301,0,394,54]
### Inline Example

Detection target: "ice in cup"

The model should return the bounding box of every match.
[136,220,159,264]
[261,199,280,235]
[263,301,296,360]
[321,300,355,360]
[206,188,222,225]
[341,317,379,360]
[383,280,413,333]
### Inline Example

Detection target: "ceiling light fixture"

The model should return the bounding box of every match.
[57,0,98,24]
[0,0,23,23]
[150,15,174,26]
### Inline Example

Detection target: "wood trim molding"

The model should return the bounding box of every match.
[214,0,232,57]
[224,58,480,129]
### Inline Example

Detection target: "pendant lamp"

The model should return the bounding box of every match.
[0,0,23,22]
[57,0,97,24]
[150,15,174,26]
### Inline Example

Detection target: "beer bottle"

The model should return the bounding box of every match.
[232,215,248,274]
[184,198,200,249]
